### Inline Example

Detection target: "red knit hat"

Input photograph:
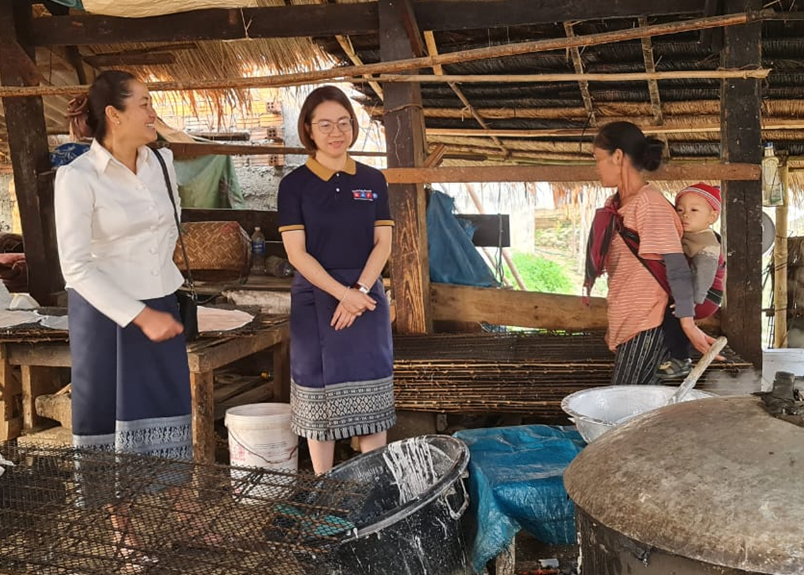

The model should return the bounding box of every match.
[676,182,721,212]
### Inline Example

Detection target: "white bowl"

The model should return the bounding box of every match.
[561,385,715,443]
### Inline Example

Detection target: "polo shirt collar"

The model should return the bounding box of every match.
[87,139,153,175]
[306,155,357,181]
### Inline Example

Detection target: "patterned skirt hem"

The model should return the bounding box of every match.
[292,415,397,442]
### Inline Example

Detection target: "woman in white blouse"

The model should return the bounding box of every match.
[54,70,192,556]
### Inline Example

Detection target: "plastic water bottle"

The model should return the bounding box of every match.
[762,142,784,207]
[265,255,294,278]
[251,227,266,275]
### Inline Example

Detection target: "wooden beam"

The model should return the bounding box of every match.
[382,163,759,184]
[564,22,596,126]
[720,0,763,367]
[30,3,380,45]
[7,11,773,98]
[0,0,63,306]
[638,16,669,159]
[431,283,721,331]
[380,0,432,334]
[423,143,447,168]
[431,283,609,330]
[83,52,176,67]
[165,141,387,158]
[29,0,707,46]
[396,0,427,58]
[424,121,803,138]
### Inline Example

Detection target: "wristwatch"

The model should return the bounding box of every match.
[353,282,370,294]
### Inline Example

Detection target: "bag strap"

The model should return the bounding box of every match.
[152,148,196,293]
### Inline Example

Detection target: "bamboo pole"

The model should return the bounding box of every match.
[465,183,527,290]
[427,121,804,138]
[774,163,789,348]
[368,69,771,84]
[0,10,772,98]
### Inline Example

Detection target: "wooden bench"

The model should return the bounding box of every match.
[0,320,290,466]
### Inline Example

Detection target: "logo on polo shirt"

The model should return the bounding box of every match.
[352,189,377,201]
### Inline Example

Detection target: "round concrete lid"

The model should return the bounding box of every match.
[564,395,804,574]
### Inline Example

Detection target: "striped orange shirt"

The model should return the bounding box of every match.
[605,184,683,350]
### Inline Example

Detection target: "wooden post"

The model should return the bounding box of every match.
[380,0,432,333]
[190,371,216,466]
[0,346,22,441]
[0,0,63,305]
[774,164,789,348]
[720,0,763,367]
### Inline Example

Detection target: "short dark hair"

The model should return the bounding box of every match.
[297,86,359,152]
[86,70,136,143]
[593,121,665,172]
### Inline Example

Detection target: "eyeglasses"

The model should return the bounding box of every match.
[311,118,354,134]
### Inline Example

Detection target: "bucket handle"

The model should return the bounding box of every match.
[229,428,299,466]
[444,477,469,520]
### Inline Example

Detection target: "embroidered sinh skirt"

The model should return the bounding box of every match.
[68,289,193,460]
[289,271,395,441]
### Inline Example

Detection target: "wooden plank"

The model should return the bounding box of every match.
[382,163,760,184]
[186,325,289,373]
[5,342,72,367]
[720,0,763,367]
[20,365,61,430]
[431,283,609,330]
[0,0,63,306]
[775,165,789,348]
[190,371,215,466]
[29,0,705,46]
[30,3,380,45]
[381,0,431,335]
[431,283,722,332]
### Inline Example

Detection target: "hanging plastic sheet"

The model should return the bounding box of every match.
[426,190,498,287]
[454,425,585,573]
[173,155,246,209]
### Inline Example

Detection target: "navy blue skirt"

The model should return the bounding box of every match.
[68,289,192,460]
[289,270,395,441]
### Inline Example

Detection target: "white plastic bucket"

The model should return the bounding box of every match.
[224,403,298,503]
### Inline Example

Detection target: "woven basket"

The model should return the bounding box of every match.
[173,221,251,282]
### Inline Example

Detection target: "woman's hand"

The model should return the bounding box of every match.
[679,317,725,360]
[330,288,377,330]
[133,306,184,342]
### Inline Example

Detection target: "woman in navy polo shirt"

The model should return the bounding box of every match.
[278,86,395,474]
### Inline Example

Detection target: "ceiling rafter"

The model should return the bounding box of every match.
[563,22,596,127]
[638,16,670,158]
[423,30,511,159]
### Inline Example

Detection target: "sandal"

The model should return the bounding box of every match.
[656,357,691,381]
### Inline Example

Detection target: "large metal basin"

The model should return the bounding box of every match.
[561,385,715,443]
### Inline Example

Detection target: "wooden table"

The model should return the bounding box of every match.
[0,320,290,466]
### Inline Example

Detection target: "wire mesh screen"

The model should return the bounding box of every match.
[0,443,366,575]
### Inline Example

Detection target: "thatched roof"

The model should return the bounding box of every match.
[2,0,804,188]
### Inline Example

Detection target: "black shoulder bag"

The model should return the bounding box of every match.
[153,149,199,341]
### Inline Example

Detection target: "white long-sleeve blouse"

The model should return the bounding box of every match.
[54,140,184,327]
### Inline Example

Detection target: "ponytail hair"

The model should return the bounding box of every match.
[593,121,664,172]
[85,70,136,142]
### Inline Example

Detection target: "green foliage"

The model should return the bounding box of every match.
[504,251,573,293]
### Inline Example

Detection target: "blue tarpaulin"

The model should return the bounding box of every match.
[454,425,585,573]
[426,190,499,287]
